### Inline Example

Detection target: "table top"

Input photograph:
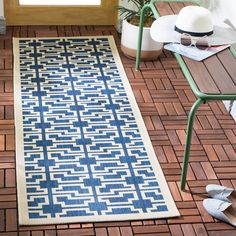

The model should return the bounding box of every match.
[155,1,236,96]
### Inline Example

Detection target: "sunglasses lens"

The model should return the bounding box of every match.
[181,34,191,46]
[196,38,209,50]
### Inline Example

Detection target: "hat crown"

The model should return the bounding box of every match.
[175,6,213,35]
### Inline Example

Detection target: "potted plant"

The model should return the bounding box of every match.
[118,0,163,60]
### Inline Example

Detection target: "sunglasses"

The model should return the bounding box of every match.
[180,33,210,50]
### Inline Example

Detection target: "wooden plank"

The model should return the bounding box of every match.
[155,2,175,16]
[183,57,220,94]
[203,53,236,94]
[217,49,236,84]
[169,2,185,14]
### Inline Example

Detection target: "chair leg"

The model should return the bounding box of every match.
[135,5,149,71]
[181,98,204,190]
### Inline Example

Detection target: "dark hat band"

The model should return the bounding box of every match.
[175,26,214,37]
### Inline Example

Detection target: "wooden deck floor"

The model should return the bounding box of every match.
[0,25,236,236]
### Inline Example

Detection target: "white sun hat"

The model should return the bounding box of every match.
[150,5,236,45]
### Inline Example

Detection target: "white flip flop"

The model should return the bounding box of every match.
[206,184,236,206]
[203,199,236,227]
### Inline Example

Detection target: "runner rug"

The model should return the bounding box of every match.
[13,36,179,225]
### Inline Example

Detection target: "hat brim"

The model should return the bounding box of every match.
[150,15,236,45]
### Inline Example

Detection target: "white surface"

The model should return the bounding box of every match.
[121,20,163,51]
[205,0,236,29]
[209,0,236,47]
[224,101,236,122]
[231,103,236,122]
[19,0,101,5]
[0,0,4,17]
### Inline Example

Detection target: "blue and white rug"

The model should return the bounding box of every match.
[13,36,179,225]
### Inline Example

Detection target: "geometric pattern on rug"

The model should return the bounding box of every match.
[13,36,179,225]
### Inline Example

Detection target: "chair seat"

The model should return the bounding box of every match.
[183,49,236,95]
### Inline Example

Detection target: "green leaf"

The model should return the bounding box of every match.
[118,0,153,20]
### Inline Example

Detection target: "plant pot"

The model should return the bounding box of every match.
[121,19,163,60]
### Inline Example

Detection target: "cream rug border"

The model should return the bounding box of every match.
[13,36,180,225]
